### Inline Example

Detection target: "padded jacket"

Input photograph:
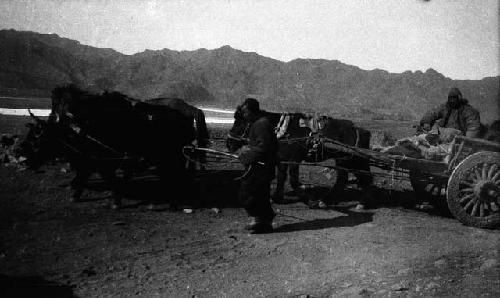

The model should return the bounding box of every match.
[238,113,278,167]
[420,99,481,138]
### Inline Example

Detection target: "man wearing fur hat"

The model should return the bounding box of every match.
[237,98,279,233]
[420,87,481,138]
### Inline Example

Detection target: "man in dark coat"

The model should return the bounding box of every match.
[420,87,481,138]
[238,98,279,233]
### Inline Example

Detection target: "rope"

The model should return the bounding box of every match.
[389,158,397,193]
[84,134,122,155]
[55,137,134,164]
[182,146,259,181]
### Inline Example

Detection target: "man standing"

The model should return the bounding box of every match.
[420,87,481,138]
[238,98,279,233]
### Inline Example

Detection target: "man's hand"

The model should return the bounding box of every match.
[238,145,253,165]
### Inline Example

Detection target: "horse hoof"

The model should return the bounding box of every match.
[306,200,325,209]
[318,200,328,209]
[354,204,365,211]
[415,202,432,210]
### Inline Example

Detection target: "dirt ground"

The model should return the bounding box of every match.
[1,121,499,297]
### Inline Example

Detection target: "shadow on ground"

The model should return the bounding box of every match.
[277,185,453,219]
[275,207,374,233]
[63,167,453,219]
[0,274,77,298]
[76,169,242,209]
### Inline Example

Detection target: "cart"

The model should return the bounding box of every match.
[319,135,500,229]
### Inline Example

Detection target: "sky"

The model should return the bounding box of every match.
[0,0,498,80]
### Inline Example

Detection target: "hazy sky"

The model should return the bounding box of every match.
[0,0,498,80]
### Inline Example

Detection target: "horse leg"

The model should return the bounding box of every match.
[70,167,91,202]
[152,157,195,211]
[174,161,197,211]
[271,162,287,203]
[288,162,302,191]
[99,169,123,210]
[197,151,206,171]
[324,163,348,205]
[352,157,374,210]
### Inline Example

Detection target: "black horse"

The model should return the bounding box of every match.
[144,97,209,169]
[227,105,373,208]
[24,85,196,209]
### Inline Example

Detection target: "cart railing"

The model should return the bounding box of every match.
[320,137,449,177]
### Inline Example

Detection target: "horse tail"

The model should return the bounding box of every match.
[356,127,371,149]
[194,108,209,148]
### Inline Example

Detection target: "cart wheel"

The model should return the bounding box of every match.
[447,151,500,229]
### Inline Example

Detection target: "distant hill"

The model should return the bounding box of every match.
[0,29,498,123]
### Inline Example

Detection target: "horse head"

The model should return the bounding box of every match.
[19,116,64,169]
[50,84,88,125]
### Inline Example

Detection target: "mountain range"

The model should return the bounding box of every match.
[0,29,498,123]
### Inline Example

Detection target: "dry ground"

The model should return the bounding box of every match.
[0,116,499,297]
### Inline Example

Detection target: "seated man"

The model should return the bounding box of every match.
[420,87,481,138]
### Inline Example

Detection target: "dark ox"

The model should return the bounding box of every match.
[227,106,374,206]
[24,85,197,209]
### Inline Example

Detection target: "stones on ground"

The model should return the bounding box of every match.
[82,267,97,277]
[480,258,498,270]
[375,289,388,295]
[358,288,375,296]
[391,282,409,291]
[397,268,410,275]
[425,282,439,290]
[434,258,446,267]
[334,286,363,296]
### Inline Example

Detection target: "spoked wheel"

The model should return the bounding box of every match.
[447,152,500,229]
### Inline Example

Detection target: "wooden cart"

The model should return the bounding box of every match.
[321,135,500,229]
